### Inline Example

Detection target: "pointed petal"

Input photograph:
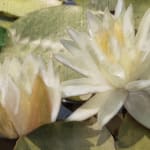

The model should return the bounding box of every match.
[67,89,127,123]
[126,80,150,91]
[67,29,88,49]
[97,89,127,128]
[55,53,92,77]
[0,103,18,138]
[62,78,112,97]
[136,9,150,59]
[42,61,61,122]
[102,8,113,29]
[109,36,121,61]
[60,39,79,54]
[87,11,101,36]
[114,0,125,18]
[19,76,52,136]
[125,91,150,129]
[123,4,135,47]
[21,55,43,94]
[101,62,126,87]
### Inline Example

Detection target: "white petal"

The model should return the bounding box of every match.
[56,36,108,81]
[60,39,79,54]
[21,55,42,94]
[123,4,135,47]
[102,8,113,29]
[55,53,92,77]
[0,77,20,115]
[49,86,61,122]
[41,61,61,122]
[67,89,127,123]
[110,37,121,61]
[101,62,126,87]
[87,11,101,36]
[97,89,127,128]
[114,0,125,18]
[125,80,150,91]
[67,29,88,50]
[136,9,150,59]
[125,91,150,129]
[2,58,22,80]
[62,78,112,97]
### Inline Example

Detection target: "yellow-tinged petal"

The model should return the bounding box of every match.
[0,104,18,138]
[8,75,51,136]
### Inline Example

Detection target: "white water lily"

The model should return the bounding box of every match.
[0,55,61,138]
[55,0,150,128]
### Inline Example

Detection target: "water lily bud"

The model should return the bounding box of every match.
[0,55,61,138]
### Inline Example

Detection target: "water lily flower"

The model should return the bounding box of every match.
[0,55,61,138]
[55,0,150,128]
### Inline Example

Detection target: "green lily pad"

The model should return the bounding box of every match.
[0,0,62,17]
[10,5,87,41]
[116,114,150,150]
[14,121,115,150]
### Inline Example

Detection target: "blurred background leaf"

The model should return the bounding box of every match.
[14,121,115,150]
[116,114,150,150]
[0,0,62,17]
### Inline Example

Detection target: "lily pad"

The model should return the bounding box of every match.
[116,114,150,150]
[10,5,87,41]
[0,0,62,17]
[14,122,115,150]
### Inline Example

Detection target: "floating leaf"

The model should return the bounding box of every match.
[14,121,115,150]
[116,114,150,150]
[10,5,87,41]
[0,0,62,17]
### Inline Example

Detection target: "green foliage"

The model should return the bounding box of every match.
[0,27,8,49]
[116,115,150,150]
[14,122,115,150]
[0,0,62,17]
[11,5,87,41]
